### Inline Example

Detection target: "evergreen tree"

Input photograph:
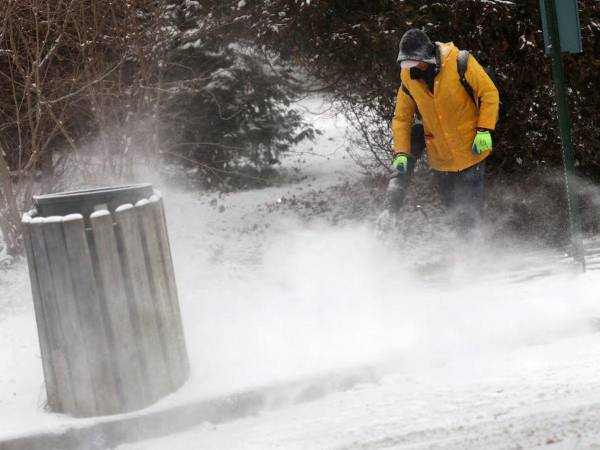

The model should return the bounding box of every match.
[161,0,316,189]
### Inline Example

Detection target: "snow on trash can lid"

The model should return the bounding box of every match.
[33,183,154,218]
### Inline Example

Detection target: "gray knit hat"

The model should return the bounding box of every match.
[396,29,437,66]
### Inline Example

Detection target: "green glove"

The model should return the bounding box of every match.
[472,130,493,154]
[392,153,409,175]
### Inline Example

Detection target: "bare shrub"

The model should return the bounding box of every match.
[0,0,166,254]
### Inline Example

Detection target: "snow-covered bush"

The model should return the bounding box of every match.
[160,0,316,189]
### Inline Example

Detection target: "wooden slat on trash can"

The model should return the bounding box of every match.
[150,195,190,384]
[40,217,97,416]
[30,218,77,414]
[90,210,146,411]
[63,214,121,415]
[136,200,181,390]
[114,205,170,402]
[22,216,59,411]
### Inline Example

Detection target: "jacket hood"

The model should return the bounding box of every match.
[436,42,455,65]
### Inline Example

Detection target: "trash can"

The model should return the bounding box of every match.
[22,184,189,417]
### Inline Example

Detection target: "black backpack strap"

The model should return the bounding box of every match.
[401,83,414,101]
[457,50,477,106]
[400,84,422,120]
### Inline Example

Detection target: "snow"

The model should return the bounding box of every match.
[90,210,110,219]
[42,216,63,224]
[63,213,84,222]
[2,97,600,449]
[118,330,600,449]
[115,203,134,212]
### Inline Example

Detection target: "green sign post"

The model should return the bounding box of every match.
[539,0,585,271]
[540,0,583,54]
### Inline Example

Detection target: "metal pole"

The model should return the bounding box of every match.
[542,0,586,271]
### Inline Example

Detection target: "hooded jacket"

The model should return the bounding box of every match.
[392,42,499,172]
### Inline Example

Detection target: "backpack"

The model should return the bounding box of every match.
[457,50,505,123]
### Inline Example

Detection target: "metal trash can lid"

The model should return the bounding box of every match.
[33,184,154,218]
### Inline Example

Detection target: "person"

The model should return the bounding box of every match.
[390,28,499,238]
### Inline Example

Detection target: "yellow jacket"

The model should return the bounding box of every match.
[392,42,499,172]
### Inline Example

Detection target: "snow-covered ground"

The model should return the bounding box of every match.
[3,97,600,449]
[119,328,600,450]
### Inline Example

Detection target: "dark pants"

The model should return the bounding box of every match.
[434,161,485,237]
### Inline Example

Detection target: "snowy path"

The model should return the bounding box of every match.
[3,97,600,449]
[116,261,600,450]
[119,329,600,450]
